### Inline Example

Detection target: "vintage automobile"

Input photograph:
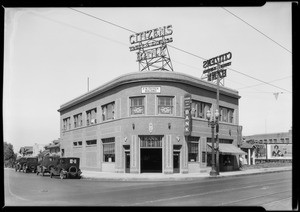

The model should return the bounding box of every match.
[15,157,27,172]
[49,157,82,179]
[36,155,60,176]
[22,157,39,173]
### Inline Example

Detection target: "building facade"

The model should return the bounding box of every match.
[58,71,243,174]
[44,139,61,156]
[243,129,292,160]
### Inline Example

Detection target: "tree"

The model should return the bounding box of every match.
[4,142,17,168]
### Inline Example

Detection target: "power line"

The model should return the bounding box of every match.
[221,7,292,54]
[237,76,292,90]
[68,7,292,94]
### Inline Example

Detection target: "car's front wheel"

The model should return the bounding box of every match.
[60,170,65,180]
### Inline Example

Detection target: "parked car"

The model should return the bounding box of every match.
[22,157,38,173]
[49,157,82,179]
[15,157,27,172]
[36,155,60,176]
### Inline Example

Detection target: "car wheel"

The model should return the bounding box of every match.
[60,171,65,180]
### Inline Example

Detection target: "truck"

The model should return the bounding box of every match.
[22,157,39,173]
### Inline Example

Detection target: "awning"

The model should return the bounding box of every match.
[207,143,246,155]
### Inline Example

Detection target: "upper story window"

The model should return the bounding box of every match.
[86,108,97,125]
[130,97,145,115]
[158,96,174,115]
[191,100,212,119]
[73,113,83,128]
[102,102,115,121]
[219,106,234,123]
[63,117,71,131]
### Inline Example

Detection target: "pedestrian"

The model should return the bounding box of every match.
[239,155,243,170]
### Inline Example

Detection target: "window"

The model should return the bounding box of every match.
[102,138,115,162]
[73,141,82,147]
[102,102,115,121]
[130,97,145,115]
[191,100,212,119]
[207,138,232,144]
[158,96,174,115]
[187,136,199,162]
[219,106,234,123]
[86,108,97,125]
[74,113,83,128]
[86,139,97,146]
[63,117,71,131]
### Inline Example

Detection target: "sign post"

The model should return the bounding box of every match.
[202,52,232,175]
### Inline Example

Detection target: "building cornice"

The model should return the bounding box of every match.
[58,71,240,113]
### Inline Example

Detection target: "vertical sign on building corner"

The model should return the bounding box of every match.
[184,93,192,136]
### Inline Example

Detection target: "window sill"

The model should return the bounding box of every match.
[86,145,97,147]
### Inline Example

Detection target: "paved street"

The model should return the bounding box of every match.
[4,168,292,210]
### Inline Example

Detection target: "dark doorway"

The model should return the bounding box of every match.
[125,152,130,173]
[140,149,162,173]
[173,151,180,173]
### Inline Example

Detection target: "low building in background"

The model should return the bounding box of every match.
[44,139,61,156]
[19,146,33,157]
[243,129,292,161]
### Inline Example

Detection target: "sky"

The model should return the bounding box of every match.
[3,3,292,153]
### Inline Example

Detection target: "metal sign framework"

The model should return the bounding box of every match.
[137,41,174,72]
[129,25,174,72]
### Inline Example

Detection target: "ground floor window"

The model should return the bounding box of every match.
[187,136,199,162]
[102,137,115,162]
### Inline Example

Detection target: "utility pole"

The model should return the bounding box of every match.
[216,64,220,174]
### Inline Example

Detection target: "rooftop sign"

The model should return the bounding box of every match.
[129,25,174,72]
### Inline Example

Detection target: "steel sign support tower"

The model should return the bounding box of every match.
[137,40,174,72]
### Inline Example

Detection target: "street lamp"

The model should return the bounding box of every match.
[206,109,220,176]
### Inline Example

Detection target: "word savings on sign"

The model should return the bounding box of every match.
[130,25,173,44]
[203,52,232,69]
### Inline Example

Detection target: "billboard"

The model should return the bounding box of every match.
[267,144,292,159]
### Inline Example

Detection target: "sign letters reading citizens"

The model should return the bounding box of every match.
[129,25,173,62]
[203,52,232,81]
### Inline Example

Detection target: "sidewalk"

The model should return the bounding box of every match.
[81,166,292,181]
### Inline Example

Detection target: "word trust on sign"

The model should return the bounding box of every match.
[203,52,232,70]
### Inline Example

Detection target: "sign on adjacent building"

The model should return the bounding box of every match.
[184,93,192,136]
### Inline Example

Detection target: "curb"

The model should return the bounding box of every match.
[80,166,292,182]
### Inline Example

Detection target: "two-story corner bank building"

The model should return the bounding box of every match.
[58,71,243,174]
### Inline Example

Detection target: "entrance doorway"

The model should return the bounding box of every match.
[125,152,130,173]
[173,151,180,173]
[140,149,162,173]
[139,135,163,173]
